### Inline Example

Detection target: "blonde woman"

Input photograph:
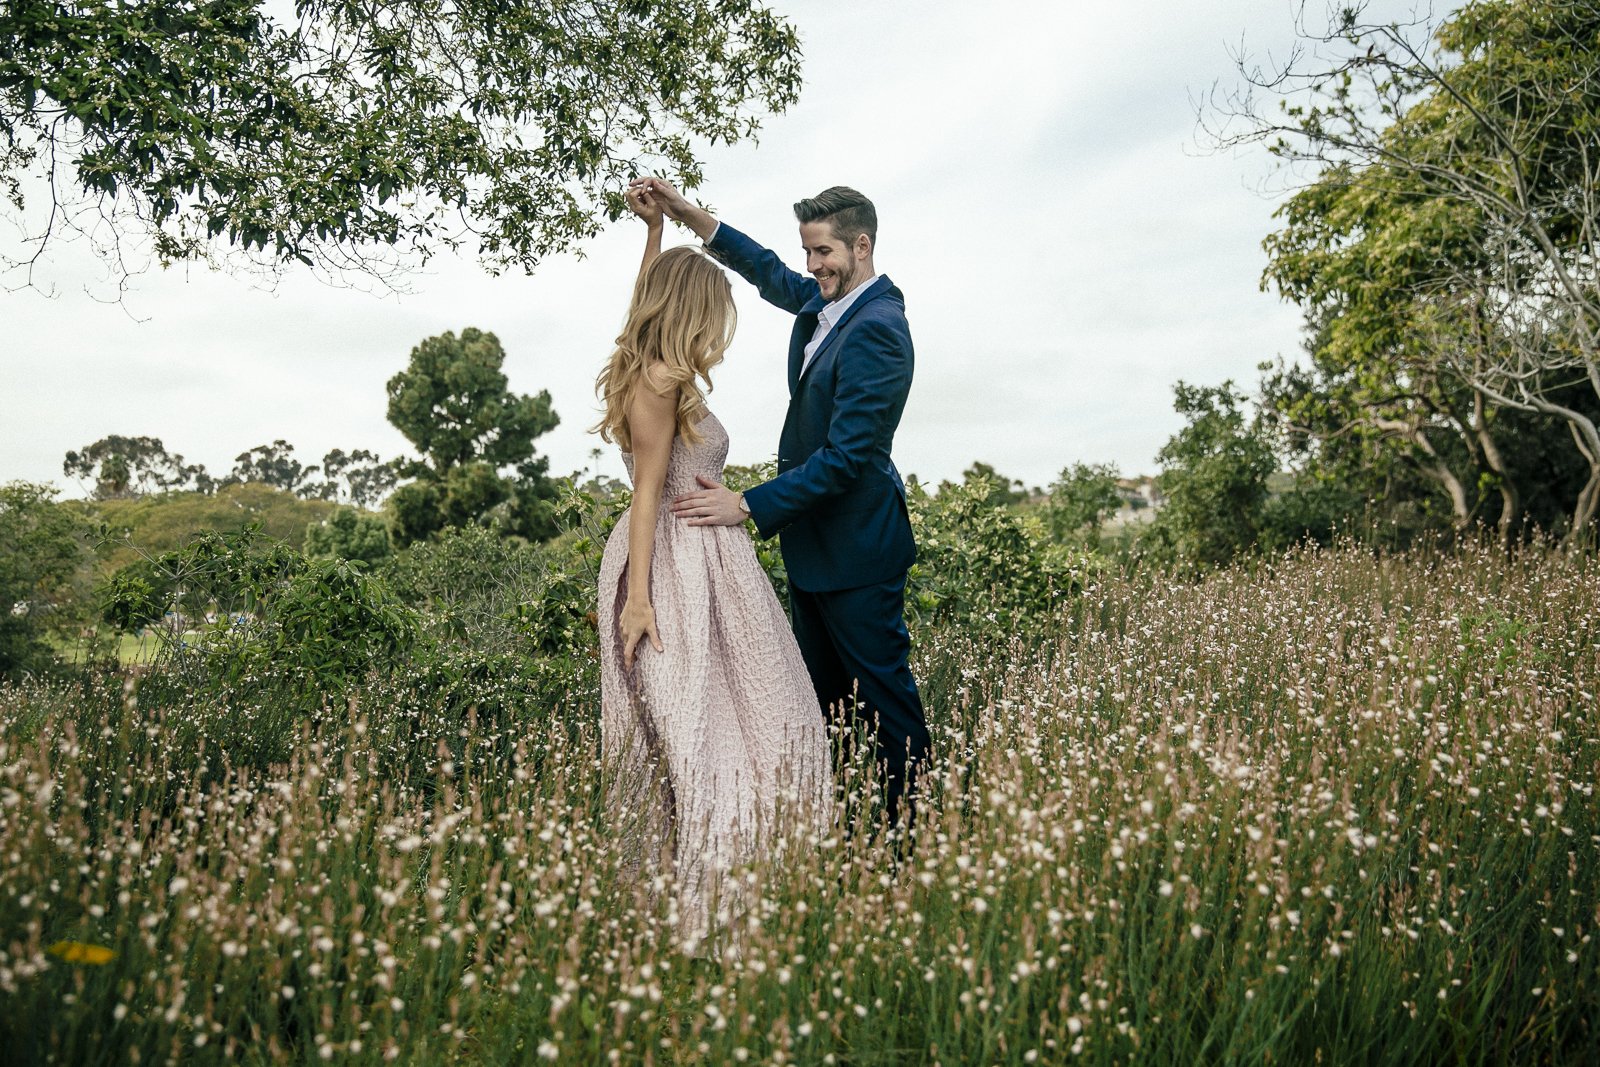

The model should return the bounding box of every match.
[594,185,831,954]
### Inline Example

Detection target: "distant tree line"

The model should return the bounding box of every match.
[63,435,402,509]
[62,327,563,551]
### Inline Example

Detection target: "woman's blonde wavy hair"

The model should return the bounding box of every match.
[594,245,737,453]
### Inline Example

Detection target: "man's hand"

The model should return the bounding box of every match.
[628,176,718,241]
[629,176,691,220]
[672,475,748,527]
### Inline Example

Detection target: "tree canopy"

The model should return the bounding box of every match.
[229,440,318,495]
[63,435,210,497]
[0,0,801,288]
[315,449,400,509]
[385,327,561,544]
[1219,0,1600,540]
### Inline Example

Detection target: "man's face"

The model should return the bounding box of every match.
[800,220,867,303]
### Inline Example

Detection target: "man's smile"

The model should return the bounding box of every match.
[815,269,845,296]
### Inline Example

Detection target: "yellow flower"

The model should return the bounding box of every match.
[47,941,115,965]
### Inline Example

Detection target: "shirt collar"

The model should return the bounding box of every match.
[819,273,880,326]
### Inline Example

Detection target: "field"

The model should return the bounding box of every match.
[53,632,166,669]
[2,542,1596,1065]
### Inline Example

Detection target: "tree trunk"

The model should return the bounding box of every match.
[1566,421,1600,541]
[1428,456,1472,528]
[1376,419,1472,527]
[1471,390,1519,542]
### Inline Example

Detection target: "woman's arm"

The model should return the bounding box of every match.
[625,185,665,276]
[618,366,677,668]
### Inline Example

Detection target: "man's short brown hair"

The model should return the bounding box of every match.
[793,187,877,252]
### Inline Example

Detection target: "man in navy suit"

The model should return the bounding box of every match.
[637,178,930,830]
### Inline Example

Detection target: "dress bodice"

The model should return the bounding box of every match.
[622,411,730,497]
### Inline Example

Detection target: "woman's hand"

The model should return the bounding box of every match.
[626,176,718,241]
[619,596,664,669]
[632,177,692,222]
[625,183,664,229]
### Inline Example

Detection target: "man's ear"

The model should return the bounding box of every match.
[855,233,872,259]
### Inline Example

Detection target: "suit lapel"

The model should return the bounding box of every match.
[790,294,826,393]
[797,275,894,385]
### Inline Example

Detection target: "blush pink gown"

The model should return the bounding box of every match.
[598,412,832,950]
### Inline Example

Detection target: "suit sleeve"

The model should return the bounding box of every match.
[706,223,819,314]
[742,319,910,538]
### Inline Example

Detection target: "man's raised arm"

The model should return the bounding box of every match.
[632,177,818,315]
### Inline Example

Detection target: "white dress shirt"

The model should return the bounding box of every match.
[801,273,880,378]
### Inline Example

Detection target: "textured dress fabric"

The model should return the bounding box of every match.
[598,411,832,951]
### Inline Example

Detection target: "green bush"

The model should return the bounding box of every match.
[1042,462,1123,548]
[1144,380,1276,570]
[1259,474,1367,551]
[906,477,1103,641]
[0,482,94,678]
[100,526,416,701]
[95,559,166,631]
[381,522,595,660]
[304,507,392,564]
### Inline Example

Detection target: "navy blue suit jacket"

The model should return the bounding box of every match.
[708,223,916,592]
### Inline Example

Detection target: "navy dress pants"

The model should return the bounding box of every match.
[789,574,930,828]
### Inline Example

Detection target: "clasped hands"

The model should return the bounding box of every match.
[626,176,691,223]
[672,475,746,527]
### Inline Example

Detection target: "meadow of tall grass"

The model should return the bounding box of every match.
[1,542,1596,1064]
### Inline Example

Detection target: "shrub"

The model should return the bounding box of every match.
[1042,462,1123,548]
[0,482,93,678]
[905,477,1103,642]
[381,522,596,660]
[1259,474,1366,551]
[100,526,416,702]
[1148,381,1277,569]
[304,507,393,564]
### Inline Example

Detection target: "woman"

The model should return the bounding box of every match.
[594,186,831,954]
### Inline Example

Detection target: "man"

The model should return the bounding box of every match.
[636,177,931,830]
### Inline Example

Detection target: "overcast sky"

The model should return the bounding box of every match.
[1,1,1391,497]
